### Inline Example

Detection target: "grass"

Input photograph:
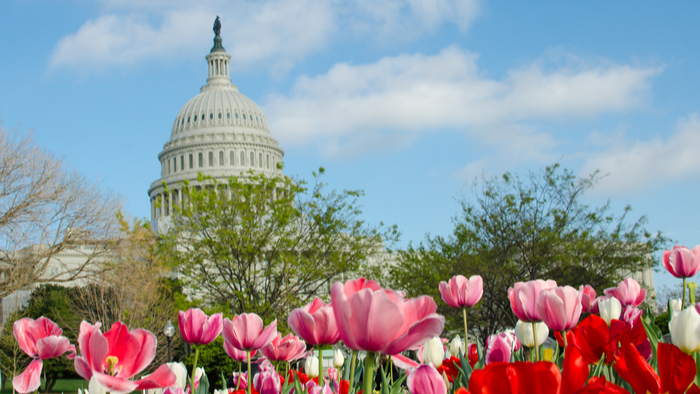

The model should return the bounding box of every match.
[1,379,88,394]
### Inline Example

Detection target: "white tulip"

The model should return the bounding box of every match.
[449,335,464,357]
[422,336,445,367]
[514,320,549,348]
[333,349,345,368]
[167,362,188,390]
[305,356,320,378]
[89,376,107,394]
[670,299,682,319]
[598,297,622,326]
[195,367,206,379]
[669,306,700,354]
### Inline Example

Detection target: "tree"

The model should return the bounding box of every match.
[0,125,121,297]
[389,164,667,340]
[161,169,399,325]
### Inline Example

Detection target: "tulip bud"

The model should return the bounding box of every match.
[598,297,622,325]
[305,356,320,378]
[513,320,548,348]
[422,337,445,367]
[407,365,447,394]
[333,349,344,368]
[449,335,463,357]
[669,306,700,354]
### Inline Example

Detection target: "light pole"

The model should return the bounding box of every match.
[164,320,175,362]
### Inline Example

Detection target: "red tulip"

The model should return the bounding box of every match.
[508,280,557,322]
[581,286,597,313]
[339,380,350,394]
[407,365,446,394]
[260,333,306,361]
[560,345,589,394]
[436,356,462,383]
[467,361,561,394]
[12,317,76,393]
[178,308,223,345]
[438,275,483,308]
[288,298,340,346]
[73,321,176,393]
[224,341,257,361]
[574,377,630,394]
[663,245,700,278]
[569,314,627,365]
[614,342,695,394]
[604,279,646,308]
[467,343,478,367]
[331,278,445,355]
[223,313,277,351]
[536,286,583,332]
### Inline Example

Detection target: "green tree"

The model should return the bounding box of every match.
[389,164,667,340]
[161,169,398,325]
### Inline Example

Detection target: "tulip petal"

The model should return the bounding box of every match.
[93,371,140,394]
[224,340,249,361]
[349,289,403,353]
[391,354,419,370]
[439,281,458,308]
[199,313,223,345]
[135,364,178,390]
[122,328,157,378]
[658,343,696,394]
[13,318,39,358]
[383,314,445,356]
[288,309,318,345]
[12,359,42,394]
[560,345,589,394]
[36,335,73,359]
[251,320,277,350]
[74,356,93,380]
[88,323,109,372]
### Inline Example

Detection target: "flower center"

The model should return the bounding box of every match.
[105,356,120,376]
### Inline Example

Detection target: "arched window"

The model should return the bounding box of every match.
[250,152,254,167]
[266,154,269,169]
[189,154,193,169]
[218,112,222,119]
[167,159,171,174]
[230,151,235,166]
[210,113,213,120]
[258,153,262,168]
[198,152,203,167]
[240,151,245,166]
[172,158,176,173]
[219,151,224,165]
[180,155,184,170]
[208,152,214,166]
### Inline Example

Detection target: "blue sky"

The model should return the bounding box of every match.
[1,0,699,296]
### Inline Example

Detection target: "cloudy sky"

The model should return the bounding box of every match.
[1,1,699,293]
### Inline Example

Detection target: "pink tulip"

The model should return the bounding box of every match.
[178,308,223,346]
[224,341,257,362]
[73,321,176,393]
[491,330,520,352]
[438,275,483,309]
[581,285,597,313]
[507,280,557,322]
[604,278,646,307]
[232,371,248,390]
[288,298,340,346]
[484,335,512,364]
[310,380,335,394]
[407,364,446,394]
[260,333,306,361]
[327,367,338,382]
[535,286,583,332]
[164,388,186,394]
[12,317,76,393]
[663,245,700,278]
[254,360,280,394]
[331,278,445,355]
[222,313,277,351]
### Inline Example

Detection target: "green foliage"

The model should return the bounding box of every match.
[390,164,668,339]
[183,338,237,390]
[161,169,398,325]
[653,312,670,335]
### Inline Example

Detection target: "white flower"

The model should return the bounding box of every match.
[514,320,549,348]
[168,362,188,390]
[599,297,622,326]
[422,336,445,367]
[449,335,464,356]
[669,306,700,354]
[305,356,319,378]
[670,299,682,319]
[333,349,345,368]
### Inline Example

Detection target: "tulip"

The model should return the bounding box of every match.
[614,342,696,394]
[508,280,558,323]
[73,321,176,394]
[580,285,596,313]
[598,296,622,326]
[193,368,205,391]
[604,278,646,308]
[166,362,188,391]
[663,245,700,278]
[484,335,512,364]
[260,333,306,362]
[449,336,463,357]
[439,275,483,347]
[466,343,478,368]
[500,330,521,352]
[224,342,257,362]
[164,388,186,394]
[253,360,280,394]
[11,317,76,393]
[669,306,700,354]
[333,350,344,368]
[535,286,582,348]
[670,299,682,318]
[178,308,223,346]
[514,320,549,352]
[407,365,446,394]
[288,298,340,380]
[305,356,320,378]
[232,371,248,390]
[309,381,334,394]
[327,367,338,382]
[422,337,445,367]
[223,314,276,394]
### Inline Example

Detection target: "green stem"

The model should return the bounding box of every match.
[462,308,468,356]
[235,362,241,392]
[389,357,393,384]
[247,350,252,394]
[562,331,568,349]
[191,347,199,393]
[531,322,539,362]
[683,277,687,309]
[318,347,323,380]
[364,352,376,394]
[349,350,357,388]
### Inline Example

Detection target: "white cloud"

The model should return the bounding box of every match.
[581,113,700,194]
[263,45,659,157]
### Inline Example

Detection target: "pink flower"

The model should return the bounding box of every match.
[12,317,76,393]
[232,371,248,390]
[253,360,280,394]
[309,380,334,394]
[288,298,340,346]
[438,275,483,309]
[484,335,512,364]
[178,308,223,346]
[604,278,646,307]
[164,388,187,394]
[222,313,277,351]
[663,245,700,279]
[331,278,445,355]
[535,286,583,332]
[224,342,257,362]
[73,321,176,394]
[260,333,306,362]
[492,330,520,352]
[507,280,557,322]
[581,285,597,313]
[406,364,446,394]
[327,368,338,382]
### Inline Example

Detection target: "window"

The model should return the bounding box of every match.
[201,114,205,121]
[208,151,214,166]
[230,151,235,166]
[266,154,269,169]
[218,112,222,119]
[227,112,230,119]
[210,113,213,120]
[250,152,254,167]
[258,153,262,168]
[172,158,176,173]
[189,154,193,169]
[168,159,171,174]
[240,151,245,166]
[187,116,190,123]
[243,114,246,120]
[235,112,238,119]
[198,152,203,167]
[219,151,224,165]
[181,155,184,170]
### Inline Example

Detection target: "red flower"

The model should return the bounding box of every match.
[575,377,629,394]
[614,342,696,394]
[454,389,469,394]
[339,380,350,394]
[288,369,310,385]
[569,315,630,364]
[467,362,561,394]
[436,356,461,383]
[467,343,478,368]
[561,345,589,394]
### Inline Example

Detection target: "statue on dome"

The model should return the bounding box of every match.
[213,16,221,36]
